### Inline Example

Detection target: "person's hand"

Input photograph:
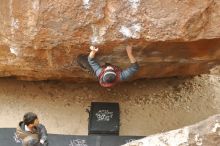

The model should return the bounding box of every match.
[40,139,45,144]
[126,45,133,55]
[89,46,99,58]
[90,46,99,53]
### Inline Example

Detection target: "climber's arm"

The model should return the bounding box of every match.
[126,45,137,63]
[120,46,139,81]
[88,46,102,77]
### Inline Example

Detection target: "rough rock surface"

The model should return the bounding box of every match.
[123,115,220,146]
[0,0,220,81]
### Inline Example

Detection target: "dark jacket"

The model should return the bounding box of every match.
[16,121,48,146]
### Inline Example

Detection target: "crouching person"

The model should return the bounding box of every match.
[16,112,48,146]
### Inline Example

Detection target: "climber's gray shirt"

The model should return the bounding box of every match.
[88,57,139,81]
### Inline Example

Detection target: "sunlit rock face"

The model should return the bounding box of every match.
[0,0,220,81]
[123,115,220,146]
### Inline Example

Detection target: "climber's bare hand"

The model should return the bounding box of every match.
[90,46,99,52]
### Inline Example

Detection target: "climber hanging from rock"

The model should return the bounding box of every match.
[77,45,139,88]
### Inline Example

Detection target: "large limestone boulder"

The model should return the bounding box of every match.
[0,0,220,81]
[123,115,220,146]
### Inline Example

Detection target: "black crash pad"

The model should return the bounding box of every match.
[0,128,144,146]
[0,128,21,146]
[89,102,120,135]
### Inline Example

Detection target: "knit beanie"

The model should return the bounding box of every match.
[103,69,116,83]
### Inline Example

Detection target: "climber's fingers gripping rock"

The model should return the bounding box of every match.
[90,46,99,53]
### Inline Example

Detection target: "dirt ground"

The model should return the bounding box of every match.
[0,66,220,136]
